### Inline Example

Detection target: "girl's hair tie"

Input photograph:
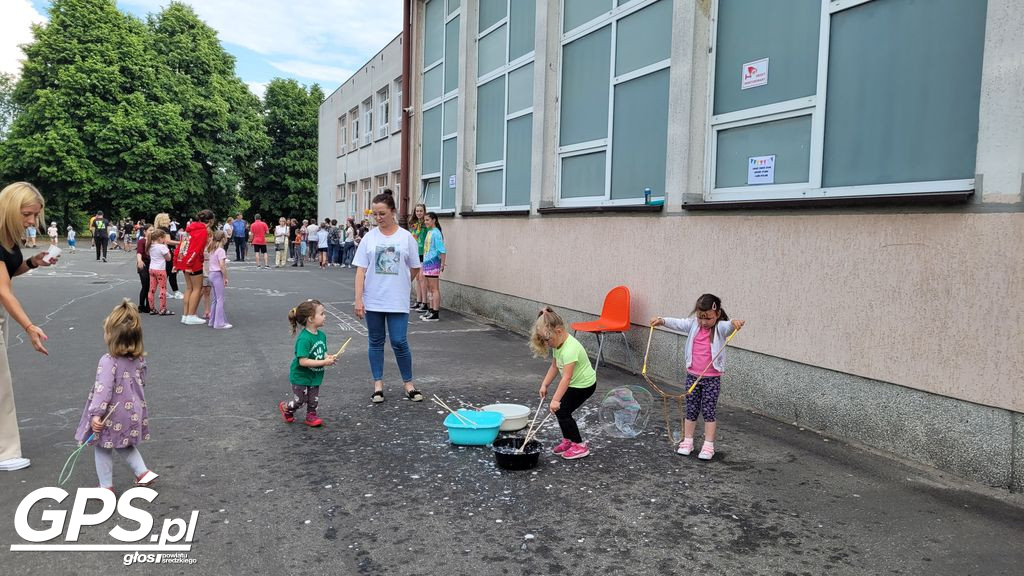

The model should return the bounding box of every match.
[290,307,297,315]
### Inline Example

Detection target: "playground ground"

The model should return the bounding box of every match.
[1,250,1022,575]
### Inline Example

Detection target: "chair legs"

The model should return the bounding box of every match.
[574,330,638,375]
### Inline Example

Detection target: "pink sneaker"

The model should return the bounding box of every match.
[676,438,694,456]
[552,438,573,454]
[561,442,590,460]
[698,442,715,460]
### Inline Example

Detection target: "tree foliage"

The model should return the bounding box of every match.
[246,79,323,221]
[0,73,19,141]
[0,0,275,225]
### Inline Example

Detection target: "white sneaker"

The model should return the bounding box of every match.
[184,315,206,325]
[0,457,31,471]
[173,291,184,300]
[180,314,187,324]
[213,323,233,330]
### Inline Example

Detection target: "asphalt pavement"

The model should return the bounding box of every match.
[1,247,1022,575]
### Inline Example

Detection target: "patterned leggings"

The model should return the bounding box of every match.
[684,374,721,423]
[285,385,319,417]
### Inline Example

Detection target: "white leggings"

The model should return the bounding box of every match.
[94,446,148,487]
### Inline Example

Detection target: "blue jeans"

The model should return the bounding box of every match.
[343,242,355,266]
[365,311,413,382]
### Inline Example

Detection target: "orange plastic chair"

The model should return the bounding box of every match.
[571,285,638,373]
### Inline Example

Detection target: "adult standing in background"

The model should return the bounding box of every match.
[91,209,109,261]
[0,182,60,472]
[353,192,423,404]
[305,219,319,264]
[135,224,153,313]
[249,214,270,269]
[342,217,356,268]
[175,210,215,325]
[274,217,290,268]
[231,213,248,262]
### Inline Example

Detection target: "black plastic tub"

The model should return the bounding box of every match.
[492,437,542,470]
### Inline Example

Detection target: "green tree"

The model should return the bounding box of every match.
[0,0,191,224]
[248,79,323,220]
[147,2,268,219]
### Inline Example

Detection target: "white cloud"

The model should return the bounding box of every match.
[0,0,47,77]
[267,60,354,85]
[121,0,402,73]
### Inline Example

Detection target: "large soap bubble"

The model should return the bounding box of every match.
[598,386,653,438]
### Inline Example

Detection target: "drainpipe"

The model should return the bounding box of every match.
[400,0,412,226]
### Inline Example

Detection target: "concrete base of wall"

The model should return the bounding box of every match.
[444,281,1023,492]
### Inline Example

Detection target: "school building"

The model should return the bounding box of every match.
[318,34,404,221]
[319,0,1024,491]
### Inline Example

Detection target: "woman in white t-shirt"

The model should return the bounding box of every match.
[353,191,423,404]
[273,217,290,268]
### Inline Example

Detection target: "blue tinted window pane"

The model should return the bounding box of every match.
[715,115,811,188]
[561,152,606,199]
[505,114,532,206]
[477,169,503,205]
[615,0,672,76]
[559,26,610,145]
[823,0,986,186]
[611,69,669,199]
[713,0,819,115]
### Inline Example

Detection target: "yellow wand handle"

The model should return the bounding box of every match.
[335,337,352,357]
[641,323,655,375]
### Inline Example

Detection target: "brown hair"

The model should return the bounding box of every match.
[528,306,565,358]
[104,299,145,358]
[288,299,322,335]
[691,293,729,342]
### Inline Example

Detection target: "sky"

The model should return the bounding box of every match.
[0,0,404,98]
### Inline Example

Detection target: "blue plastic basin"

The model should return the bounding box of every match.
[443,410,504,445]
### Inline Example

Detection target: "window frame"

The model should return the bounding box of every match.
[474,0,535,211]
[349,108,360,151]
[393,77,403,133]
[704,0,977,203]
[361,98,373,147]
[377,86,390,140]
[337,116,347,156]
[420,0,460,213]
[556,0,671,207]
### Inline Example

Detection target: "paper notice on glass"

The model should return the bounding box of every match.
[448,175,456,189]
[747,155,775,185]
[741,58,769,90]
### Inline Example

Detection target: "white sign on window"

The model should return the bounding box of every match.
[741,58,769,90]
[747,155,775,185]
[448,175,456,189]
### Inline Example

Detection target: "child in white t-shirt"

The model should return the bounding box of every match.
[66,226,77,253]
[147,229,173,315]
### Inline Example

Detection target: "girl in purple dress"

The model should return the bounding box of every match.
[74,299,157,489]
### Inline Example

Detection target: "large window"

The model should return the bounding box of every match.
[361,98,373,147]
[337,116,347,156]
[474,0,536,209]
[349,108,359,151]
[377,86,390,140]
[420,0,459,211]
[393,77,403,133]
[557,0,672,205]
[706,0,987,202]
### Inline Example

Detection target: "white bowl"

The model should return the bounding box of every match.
[481,403,530,431]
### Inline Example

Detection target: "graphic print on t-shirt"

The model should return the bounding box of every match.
[374,244,400,275]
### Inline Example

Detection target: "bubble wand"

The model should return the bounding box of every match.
[58,402,119,486]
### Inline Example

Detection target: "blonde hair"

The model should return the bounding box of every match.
[206,229,226,253]
[104,299,145,358]
[529,306,565,358]
[288,299,322,336]
[0,182,45,251]
[153,213,170,229]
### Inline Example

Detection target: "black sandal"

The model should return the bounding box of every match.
[160,309,175,316]
[405,388,423,402]
[371,390,385,404]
